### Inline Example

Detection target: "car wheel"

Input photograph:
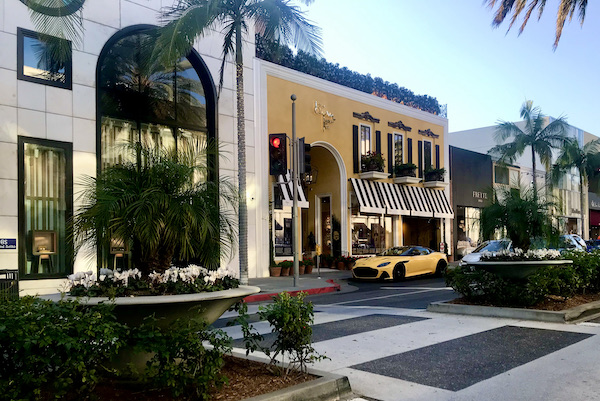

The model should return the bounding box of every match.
[393,263,405,281]
[435,260,447,277]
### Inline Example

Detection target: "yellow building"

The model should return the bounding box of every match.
[254,60,453,273]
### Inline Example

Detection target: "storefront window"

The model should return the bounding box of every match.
[351,194,392,254]
[273,208,293,257]
[360,125,371,156]
[455,206,481,259]
[19,139,73,277]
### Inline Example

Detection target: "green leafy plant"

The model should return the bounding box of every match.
[279,260,293,269]
[394,162,417,177]
[133,317,232,401]
[424,167,445,182]
[72,142,237,275]
[0,297,127,401]
[361,151,385,173]
[258,292,326,375]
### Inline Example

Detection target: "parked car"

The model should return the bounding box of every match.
[586,239,600,252]
[458,239,513,267]
[559,234,587,252]
[351,246,447,281]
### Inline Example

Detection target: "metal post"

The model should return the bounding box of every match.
[291,94,299,287]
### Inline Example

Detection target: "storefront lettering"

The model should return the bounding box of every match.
[592,200,600,209]
[472,191,487,202]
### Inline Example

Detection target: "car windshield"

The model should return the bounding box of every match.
[378,247,411,256]
[472,240,511,253]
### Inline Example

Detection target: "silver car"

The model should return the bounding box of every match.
[458,240,512,266]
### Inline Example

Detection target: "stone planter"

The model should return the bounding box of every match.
[359,171,388,180]
[466,260,573,280]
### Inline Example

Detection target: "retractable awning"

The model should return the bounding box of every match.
[425,187,454,219]
[400,185,433,217]
[376,181,410,216]
[277,171,309,208]
[350,178,386,214]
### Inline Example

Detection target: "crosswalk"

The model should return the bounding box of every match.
[216,303,600,401]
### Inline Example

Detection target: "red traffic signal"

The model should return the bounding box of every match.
[269,133,287,175]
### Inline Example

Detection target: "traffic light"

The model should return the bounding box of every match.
[269,133,287,175]
[298,137,311,174]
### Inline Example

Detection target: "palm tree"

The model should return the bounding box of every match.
[486,0,588,49]
[551,138,600,236]
[489,100,568,201]
[73,142,237,275]
[156,0,322,284]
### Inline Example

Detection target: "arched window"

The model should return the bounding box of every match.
[96,25,217,173]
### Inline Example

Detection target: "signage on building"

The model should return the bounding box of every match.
[450,146,493,209]
[0,239,16,249]
[590,192,600,211]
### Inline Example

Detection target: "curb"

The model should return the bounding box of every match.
[243,279,341,303]
[427,300,600,323]
[230,350,353,401]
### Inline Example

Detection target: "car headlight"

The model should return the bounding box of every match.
[377,262,391,267]
[458,260,465,267]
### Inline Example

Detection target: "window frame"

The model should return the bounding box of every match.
[359,123,372,157]
[17,27,72,90]
[18,136,74,279]
[422,139,433,171]
[393,132,403,166]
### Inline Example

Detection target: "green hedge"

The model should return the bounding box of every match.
[256,36,442,116]
[446,251,600,307]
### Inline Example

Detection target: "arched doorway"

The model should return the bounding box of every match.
[304,142,347,258]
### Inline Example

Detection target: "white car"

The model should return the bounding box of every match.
[458,240,512,267]
[559,234,586,252]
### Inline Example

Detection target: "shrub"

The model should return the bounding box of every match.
[258,292,326,374]
[133,317,232,401]
[563,249,600,292]
[0,297,127,401]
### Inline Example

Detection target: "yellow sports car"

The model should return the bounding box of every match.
[351,246,447,281]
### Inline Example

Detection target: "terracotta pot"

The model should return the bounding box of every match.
[337,261,346,270]
[299,265,305,275]
[280,266,291,276]
[269,266,282,277]
[305,265,313,274]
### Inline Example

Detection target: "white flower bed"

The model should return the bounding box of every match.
[480,248,563,262]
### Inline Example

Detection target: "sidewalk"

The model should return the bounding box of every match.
[244,268,355,303]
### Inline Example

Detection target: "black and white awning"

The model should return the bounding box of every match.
[277,171,309,209]
[350,178,386,214]
[376,181,410,216]
[350,178,453,219]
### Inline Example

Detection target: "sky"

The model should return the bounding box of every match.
[298,1,600,134]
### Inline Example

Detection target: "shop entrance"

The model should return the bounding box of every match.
[402,217,440,251]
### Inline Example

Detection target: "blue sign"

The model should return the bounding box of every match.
[0,239,16,249]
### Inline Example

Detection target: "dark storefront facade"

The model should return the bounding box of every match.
[589,192,600,239]
[450,146,493,259]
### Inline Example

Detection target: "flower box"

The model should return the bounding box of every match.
[394,176,421,184]
[359,171,389,180]
[424,180,448,189]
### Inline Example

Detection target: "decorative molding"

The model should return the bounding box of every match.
[388,120,412,131]
[353,111,380,124]
[314,101,336,130]
[418,128,439,139]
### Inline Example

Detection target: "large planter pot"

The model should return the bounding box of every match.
[305,265,314,274]
[299,265,305,275]
[269,266,282,276]
[281,266,291,276]
[466,260,573,280]
[42,286,260,372]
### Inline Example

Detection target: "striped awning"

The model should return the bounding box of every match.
[425,187,454,219]
[277,171,309,209]
[400,185,433,217]
[350,178,386,214]
[376,181,410,216]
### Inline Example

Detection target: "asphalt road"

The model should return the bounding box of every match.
[306,274,459,309]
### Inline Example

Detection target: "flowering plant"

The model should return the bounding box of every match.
[480,248,563,262]
[67,265,239,297]
[361,151,385,172]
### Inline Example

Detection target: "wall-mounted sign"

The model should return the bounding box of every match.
[314,101,335,130]
[0,239,16,249]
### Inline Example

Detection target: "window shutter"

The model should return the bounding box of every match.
[407,138,413,164]
[418,140,423,178]
[375,130,381,155]
[387,133,393,174]
[435,145,440,169]
[353,125,359,173]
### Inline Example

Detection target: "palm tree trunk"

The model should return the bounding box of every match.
[580,170,586,238]
[235,25,248,285]
[531,146,537,201]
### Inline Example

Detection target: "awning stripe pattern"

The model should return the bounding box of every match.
[350,178,386,214]
[350,178,454,218]
[376,181,410,216]
[277,171,309,209]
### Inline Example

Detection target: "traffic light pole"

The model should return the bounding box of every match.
[291,94,299,287]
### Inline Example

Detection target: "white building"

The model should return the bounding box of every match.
[449,119,597,238]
